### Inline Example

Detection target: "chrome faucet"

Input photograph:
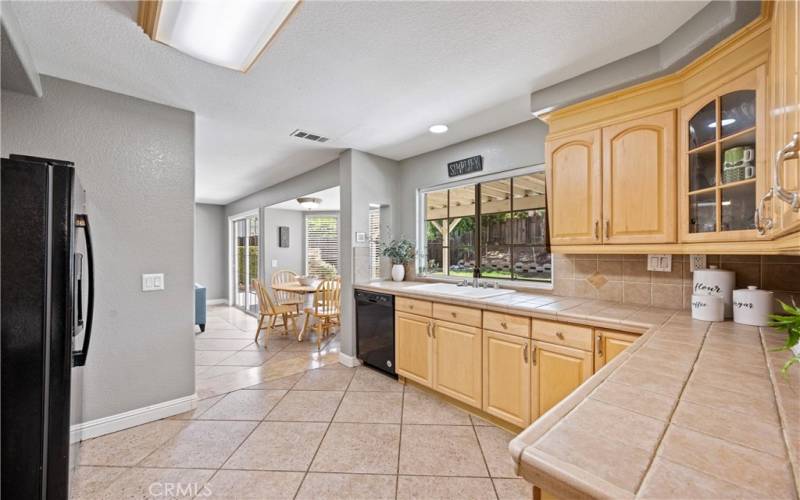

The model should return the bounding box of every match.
[472,267,480,288]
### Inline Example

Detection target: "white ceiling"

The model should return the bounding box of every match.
[268,185,340,212]
[10,1,708,204]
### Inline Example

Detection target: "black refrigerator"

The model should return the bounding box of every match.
[1,154,95,499]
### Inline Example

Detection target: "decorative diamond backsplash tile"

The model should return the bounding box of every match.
[586,272,608,289]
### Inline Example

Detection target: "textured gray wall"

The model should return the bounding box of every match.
[194,203,227,300]
[339,150,400,357]
[225,159,340,217]
[397,119,548,240]
[1,76,196,422]
[262,208,304,286]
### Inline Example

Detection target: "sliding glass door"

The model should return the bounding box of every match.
[232,213,259,314]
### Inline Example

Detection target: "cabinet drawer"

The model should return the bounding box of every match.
[532,320,592,351]
[483,311,531,338]
[396,297,433,316]
[433,302,482,327]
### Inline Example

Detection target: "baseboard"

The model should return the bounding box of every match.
[338,352,362,368]
[207,298,227,305]
[70,393,197,443]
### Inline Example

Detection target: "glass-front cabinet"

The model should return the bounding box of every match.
[680,66,768,241]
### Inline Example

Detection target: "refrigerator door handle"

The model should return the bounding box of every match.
[72,213,94,367]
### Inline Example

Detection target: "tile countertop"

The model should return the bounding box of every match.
[353,280,800,499]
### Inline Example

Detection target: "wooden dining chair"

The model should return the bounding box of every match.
[272,270,304,313]
[253,279,299,346]
[307,278,341,350]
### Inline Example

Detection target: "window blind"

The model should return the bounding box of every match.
[305,215,339,278]
[369,207,381,279]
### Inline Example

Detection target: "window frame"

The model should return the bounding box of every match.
[416,163,552,288]
[304,212,340,278]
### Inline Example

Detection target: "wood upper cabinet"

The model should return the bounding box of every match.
[768,0,800,236]
[679,67,768,242]
[395,312,433,387]
[531,341,592,419]
[602,111,677,243]
[546,129,602,245]
[433,320,482,408]
[594,330,639,371]
[483,330,530,427]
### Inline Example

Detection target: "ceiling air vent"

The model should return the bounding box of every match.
[290,129,329,143]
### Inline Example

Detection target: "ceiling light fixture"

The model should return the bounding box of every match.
[429,124,448,134]
[296,197,321,210]
[137,0,301,72]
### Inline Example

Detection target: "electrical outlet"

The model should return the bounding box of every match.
[647,254,672,272]
[689,254,707,272]
[142,273,165,291]
[272,259,278,268]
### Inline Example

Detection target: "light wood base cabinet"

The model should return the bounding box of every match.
[531,341,593,420]
[395,312,433,387]
[483,330,531,428]
[433,320,482,408]
[594,330,639,370]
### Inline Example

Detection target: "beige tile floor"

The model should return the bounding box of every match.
[72,306,534,499]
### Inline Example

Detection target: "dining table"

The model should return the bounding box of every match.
[271,279,322,341]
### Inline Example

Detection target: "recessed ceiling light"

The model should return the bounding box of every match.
[138,0,301,72]
[429,124,449,134]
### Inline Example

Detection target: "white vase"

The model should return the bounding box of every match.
[391,264,405,282]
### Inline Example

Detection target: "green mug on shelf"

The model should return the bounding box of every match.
[722,145,755,182]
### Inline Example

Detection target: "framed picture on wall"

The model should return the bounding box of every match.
[278,226,290,248]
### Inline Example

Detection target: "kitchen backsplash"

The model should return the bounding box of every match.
[552,254,800,311]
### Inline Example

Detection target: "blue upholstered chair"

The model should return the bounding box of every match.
[195,283,207,332]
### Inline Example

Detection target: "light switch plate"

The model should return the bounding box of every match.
[647,254,672,272]
[689,254,707,272]
[272,259,278,268]
[142,273,165,291]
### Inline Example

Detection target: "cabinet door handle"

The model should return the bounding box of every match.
[451,311,457,318]
[773,132,800,211]
[596,336,602,356]
[431,322,436,339]
[531,345,537,365]
[426,321,432,338]
[755,189,774,235]
[501,321,508,329]
[594,220,599,240]
[556,331,564,340]
[523,345,528,364]
[604,220,610,239]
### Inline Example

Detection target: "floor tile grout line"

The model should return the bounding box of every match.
[471,420,500,499]
[80,462,522,479]
[292,368,354,500]
[395,383,406,500]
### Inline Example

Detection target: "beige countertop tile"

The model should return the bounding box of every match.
[353,280,798,499]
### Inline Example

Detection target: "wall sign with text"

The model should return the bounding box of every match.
[447,155,483,177]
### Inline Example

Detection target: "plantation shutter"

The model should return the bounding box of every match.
[305,215,339,277]
[369,207,381,279]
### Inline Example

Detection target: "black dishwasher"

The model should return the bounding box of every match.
[355,290,396,376]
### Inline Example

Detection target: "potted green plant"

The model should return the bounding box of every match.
[768,301,800,375]
[380,238,415,281]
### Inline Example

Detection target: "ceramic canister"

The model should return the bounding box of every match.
[692,266,736,318]
[732,286,774,326]
[691,294,725,322]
